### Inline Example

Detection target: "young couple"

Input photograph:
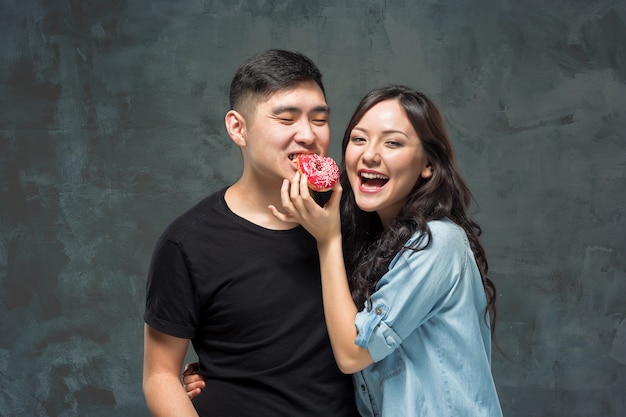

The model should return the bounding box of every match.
[143,49,502,416]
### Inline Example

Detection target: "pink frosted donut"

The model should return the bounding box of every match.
[296,154,339,192]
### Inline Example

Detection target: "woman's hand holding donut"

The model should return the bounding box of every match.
[269,171,342,245]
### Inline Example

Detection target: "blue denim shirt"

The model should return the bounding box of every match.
[353,220,503,417]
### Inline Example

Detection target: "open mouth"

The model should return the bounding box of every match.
[288,153,312,161]
[360,172,388,188]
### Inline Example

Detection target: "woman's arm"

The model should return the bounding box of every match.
[270,172,373,373]
[316,235,374,373]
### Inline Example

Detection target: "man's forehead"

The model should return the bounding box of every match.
[268,81,324,98]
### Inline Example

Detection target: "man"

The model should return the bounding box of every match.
[142,50,359,417]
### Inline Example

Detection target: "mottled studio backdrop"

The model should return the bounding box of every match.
[1,0,625,416]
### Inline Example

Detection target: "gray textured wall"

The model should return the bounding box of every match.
[1,0,625,416]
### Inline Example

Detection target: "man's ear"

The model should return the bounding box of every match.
[225,110,247,147]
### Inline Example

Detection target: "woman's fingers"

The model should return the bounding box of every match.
[268,204,292,222]
[186,387,202,400]
[326,181,343,209]
[270,172,325,224]
[269,177,303,222]
[182,362,205,400]
[289,171,303,201]
[299,171,314,206]
[285,172,311,215]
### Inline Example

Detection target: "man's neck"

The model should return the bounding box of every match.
[225,180,299,230]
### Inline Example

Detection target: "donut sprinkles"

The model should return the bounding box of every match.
[296,154,340,192]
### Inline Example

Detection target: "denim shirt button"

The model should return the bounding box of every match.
[360,384,367,392]
[375,307,382,315]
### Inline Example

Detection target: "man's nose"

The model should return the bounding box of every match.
[294,120,316,145]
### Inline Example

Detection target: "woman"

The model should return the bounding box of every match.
[273,85,501,416]
[186,85,503,416]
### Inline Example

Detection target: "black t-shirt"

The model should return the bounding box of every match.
[145,188,358,417]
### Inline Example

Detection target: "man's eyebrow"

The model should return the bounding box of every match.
[271,105,330,114]
[312,105,330,114]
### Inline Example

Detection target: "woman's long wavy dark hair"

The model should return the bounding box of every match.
[340,85,497,334]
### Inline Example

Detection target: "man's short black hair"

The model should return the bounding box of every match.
[229,49,325,111]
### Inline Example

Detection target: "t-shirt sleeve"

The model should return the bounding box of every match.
[144,237,199,339]
[354,221,468,362]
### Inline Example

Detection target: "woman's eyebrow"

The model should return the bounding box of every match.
[352,126,409,138]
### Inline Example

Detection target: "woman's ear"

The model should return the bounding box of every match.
[225,110,247,147]
[421,161,433,179]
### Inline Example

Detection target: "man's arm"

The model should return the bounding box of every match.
[143,324,199,417]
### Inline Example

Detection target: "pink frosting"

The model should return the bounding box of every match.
[297,154,339,191]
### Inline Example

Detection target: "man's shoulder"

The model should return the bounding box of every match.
[161,188,227,241]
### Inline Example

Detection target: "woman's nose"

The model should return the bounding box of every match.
[362,144,381,164]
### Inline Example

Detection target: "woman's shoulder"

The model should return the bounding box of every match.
[428,218,463,234]
[423,219,468,250]
[394,219,469,272]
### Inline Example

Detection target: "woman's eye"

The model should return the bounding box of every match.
[350,136,365,143]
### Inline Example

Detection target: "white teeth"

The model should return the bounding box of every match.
[360,172,388,180]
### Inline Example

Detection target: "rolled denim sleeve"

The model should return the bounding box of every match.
[354,220,469,362]
[355,304,404,362]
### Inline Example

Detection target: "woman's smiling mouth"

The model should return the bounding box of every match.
[359,171,389,189]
